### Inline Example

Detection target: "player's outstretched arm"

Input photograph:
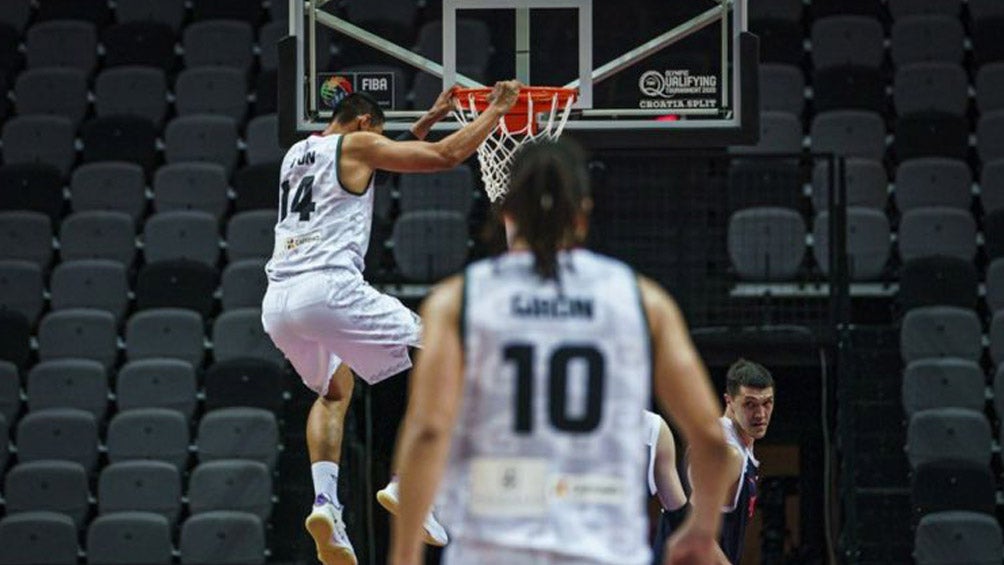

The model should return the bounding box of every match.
[343,80,521,173]
[390,276,465,565]
[639,276,732,565]
[401,88,455,141]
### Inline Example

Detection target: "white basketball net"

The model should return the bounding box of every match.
[453,90,576,203]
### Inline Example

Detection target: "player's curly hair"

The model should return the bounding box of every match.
[502,139,591,281]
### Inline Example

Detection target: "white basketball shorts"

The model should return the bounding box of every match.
[261,269,422,395]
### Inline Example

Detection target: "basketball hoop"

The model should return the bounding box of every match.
[453,86,578,203]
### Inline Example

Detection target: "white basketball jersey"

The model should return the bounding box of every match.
[721,416,759,512]
[265,133,374,282]
[440,249,653,565]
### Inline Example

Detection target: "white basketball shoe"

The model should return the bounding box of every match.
[376,479,449,547]
[305,494,357,565]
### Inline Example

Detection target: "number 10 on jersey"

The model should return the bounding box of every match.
[503,344,606,434]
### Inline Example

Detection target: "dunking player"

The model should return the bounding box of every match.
[390,140,734,565]
[261,81,521,565]
[652,359,775,564]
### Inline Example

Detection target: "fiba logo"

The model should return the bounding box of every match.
[639,70,673,98]
[320,75,353,109]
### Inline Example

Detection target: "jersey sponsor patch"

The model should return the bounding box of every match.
[550,473,628,506]
[274,230,322,257]
[469,457,549,517]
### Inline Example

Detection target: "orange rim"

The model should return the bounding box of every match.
[453,86,578,113]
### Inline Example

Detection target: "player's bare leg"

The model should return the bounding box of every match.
[305,363,357,565]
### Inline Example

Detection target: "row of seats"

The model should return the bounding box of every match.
[749,0,1004,22]
[0,0,284,32]
[0,357,284,425]
[0,510,267,565]
[1,113,283,178]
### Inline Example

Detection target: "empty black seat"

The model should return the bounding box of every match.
[81,116,159,173]
[204,358,284,413]
[135,260,219,318]
[0,163,64,224]
[102,22,177,72]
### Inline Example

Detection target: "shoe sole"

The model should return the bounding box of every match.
[305,511,358,565]
[376,489,448,547]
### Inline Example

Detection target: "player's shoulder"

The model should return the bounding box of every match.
[570,248,637,278]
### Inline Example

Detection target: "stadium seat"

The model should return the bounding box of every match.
[165,115,240,176]
[749,0,802,22]
[392,211,470,282]
[0,0,32,33]
[914,511,1003,565]
[59,211,137,266]
[125,308,206,367]
[986,160,1004,216]
[981,209,1004,261]
[811,16,885,70]
[976,64,1004,115]
[153,163,230,220]
[894,158,971,212]
[16,408,99,472]
[0,163,64,223]
[234,162,281,211]
[27,359,108,419]
[212,308,284,365]
[37,0,111,27]
[810,0,885,18]
[891,16,965,66]
[399,166,474,215]
[898,256,978,311]
[726,207,807,281]
[25,21,97,73]
[812,66,886,113]
[994,365,1004,416]
[135,260,218,318]
[988,311,1004,365]
[897,207,976,262]
[14,68,89,127]
[902,359,986,417]
[758,64,804,115]
[0,414,7,471]
[50,260,129,322]
[143,211,221,266]
[86,512,174,565]
[894,63,968,117]
[888,0,961,19]
[812,208,890,280]
[0,26,22,81]
[204,358,284,413]
[69,162,147,224]
[175,67,248,123]
[0,361,19,424]
[183,21,254,72]
[895,113,970,161]
[0,260,43,324]
[0,512,79,565]
[115,0,186,33]
[102,22,177,72]
[254,69,278,116]
[4,460,90,527]
[106,408,190,470]
[749,19,803,66]
[188,460,273,519]
[246,114,284,165]
[80,116,160,174]
[0,311,31,368]
[0,211,52,268]
[196,407,278,469]
[977,111,1004,164]
[192,0,263,25]
[811,158,887,212]
[258,19,286,72]
[912,462,996,519]
[116,359,198,419]
[900,306,982,363]
[180,511,266,565]
[226,211,276,261]
[38,309,118,369]
[94,67,169,126]
[906,408,992,469]
[810,111,886,160]
[1,116,77,178]
[972,17,1004,67]
[986,259,1004,312]
[221,259,268,311]
[98,461,182,524]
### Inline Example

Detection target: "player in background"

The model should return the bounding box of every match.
[644,410,690,526]
[262,81,522,565]
[389,139,733,565]
[651,359,775,564]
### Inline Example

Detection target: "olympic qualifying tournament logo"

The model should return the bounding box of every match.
[320,75,353,109]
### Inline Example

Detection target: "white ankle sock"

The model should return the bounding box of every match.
[311,461,341,507]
